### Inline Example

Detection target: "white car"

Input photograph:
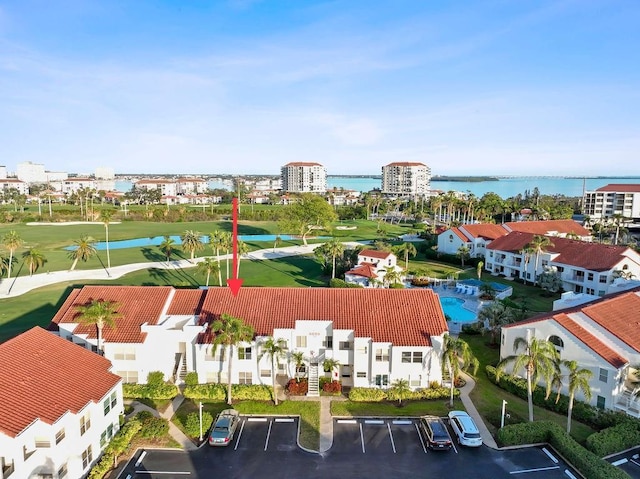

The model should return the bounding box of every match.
[448,410,483,447]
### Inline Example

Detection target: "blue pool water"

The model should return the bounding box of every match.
[66,234,302,251]
[440,297,477,323]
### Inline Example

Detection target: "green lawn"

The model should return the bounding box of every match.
[331,398,463,418]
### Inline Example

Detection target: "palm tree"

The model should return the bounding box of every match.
[476,302,513,345]
[456,245,470,267]
[273,235,282,252]
[258,337,287,405]
[389,378,411,405]
[0,253,11,278]
[234,239,249,278]
[68,235,97,271]
[562,360,593,434]
[209,314,255,405]
[441,334,479,407]
[21,248,47,276]
[100,209,114,269]
[382,267,402,287]
[222,231,233,280]
[325,238,344,279]
[396,242,417,270]
[159,235,177,261]
[527,235,554,285]
[76,299,121,354]
[181,230,204,262]
[322,357,340,380]
[290,351,307,379]
[209,230,225,286]
[2,230,23,279]
[496,336,559,422]
[476,261,484,280]
[196,257,221,287]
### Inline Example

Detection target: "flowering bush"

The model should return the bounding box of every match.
[285,378,308,395]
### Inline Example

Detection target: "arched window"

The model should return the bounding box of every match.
[549,335,564,349]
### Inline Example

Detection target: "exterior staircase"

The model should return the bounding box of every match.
[178,354,188,383]
[307,363,320,397]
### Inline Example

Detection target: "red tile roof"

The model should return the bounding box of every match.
[582,291,640,352]
[51,286,175,343]
[505,219,590,236]
[197,287,448,346]
[0,327,121,438]
[459,224,510,241]
[359,249,393,260]
[449,227,469,242]
[167,289,207,316]
[553,314,628,368]
[596,184,640,193]
[487,231,633,271]
[346,263,378,279]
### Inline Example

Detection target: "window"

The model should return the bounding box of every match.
[356,346,368,354]
[238,347,252,360]
[412,352,422,363]
[357,372,367,378]
[599,275,607,284]
[341,365,352,378]
[323,336,333,348]
[587,272,594,281]
[375,374,389,387]
[548,335,564,349]
[55,428,65,445]
[375,348,390,362]
[260,369,271,378]
[113,346,136,360]
[110,391,117,409]
[35,436,50,448]
[296,336,307,348]
[278,364,286,373]
[410,375,421,387]
[599,368,608,383]
[101,424,115,448]
[80,412,91,435]
[103,390,117,416]
[116,371,139,383]
[339,341,351,350]
[239,372,252,385]
[402,351,422,363]
[208,346,225,361]
[82,446,93,470]
[596,396,606,410]
[402,352,412,363]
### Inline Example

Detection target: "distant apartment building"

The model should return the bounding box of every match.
[0,178,29,196]
[16,161,68,184]
[0,165,6,179]
[582,184,640,222]
[280,162,327,193]
[95,167,115,180]
[381,162,431,198]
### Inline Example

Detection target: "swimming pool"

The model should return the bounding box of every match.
[440,297,478,323]
[66,234,302,251]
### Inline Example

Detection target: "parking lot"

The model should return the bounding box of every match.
[118,415,582,479]
[608,447,640,479]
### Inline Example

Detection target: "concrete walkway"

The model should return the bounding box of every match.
[458,371,498,449]
[287,394,347,453]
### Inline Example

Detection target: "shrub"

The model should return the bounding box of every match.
[88,419,142,479]
[184,372,199,386]
[329,278,348,288]
[183,383,272,401]
[414,387,457,400]
[585,419,640,457]
[389,283,405,289]
[286,378,308,396]
[147,371,166,386]
[184,411,214,439]
[123,383,179,400]
[183,384,226,401]
[322,380,342,394]
[232,384,273,401]
[138,415,169,439]
[348,387,387,402]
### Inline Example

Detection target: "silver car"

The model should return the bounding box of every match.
[208,409,240,446]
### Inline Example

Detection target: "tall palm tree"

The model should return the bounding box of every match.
[76,299,121,354]
[382,267,402,287]
[68,235,97,271]
[196,257,221,287]
[258,337,287,405]
[496,336,559,422]
[209,314,255,405]
[209,230,225,286]
[159,235,177,261]
[100,209,113,269]
[396,242,417,270]
[181,230,204,262]
[563,360,593,434]
[2,230,23,279]
[222,231,233,280]
[441,334,479,407]
[0,253,11,278]
[325,238,344,279]
[21,248,47,276]
[476,302,513,345]
[235,240,249,278]
[527,235,554,285]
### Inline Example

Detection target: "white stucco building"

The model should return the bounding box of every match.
[583,183,640,222]
[0,327,123,479]
[381,162,431,198]
[280,162,327,194]
[501,288,640,415]
[345,249,402,287]
[50,286,449,395]
[0,178,29,196]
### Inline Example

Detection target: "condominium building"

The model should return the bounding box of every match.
[280,162,327,193]
[582,184,640,221]
[381,162,431,198]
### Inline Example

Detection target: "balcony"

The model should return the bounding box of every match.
[615,387,640,418]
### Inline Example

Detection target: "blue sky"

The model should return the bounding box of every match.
[1,0,638,176]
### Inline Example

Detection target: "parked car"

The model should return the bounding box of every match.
[448,410,482,447]
[208,409,240,446]
[418,415,452,451]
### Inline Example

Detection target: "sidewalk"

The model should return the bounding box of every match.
[287,394,347,453]
[458,371,499,449]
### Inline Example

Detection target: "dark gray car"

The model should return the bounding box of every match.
[418,415,452,451]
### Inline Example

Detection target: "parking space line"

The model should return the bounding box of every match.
[248,417,268,422]
[360,422,366,454]
[564,470,577,479]
[542,447,559,463]
[387,423,396,454]
[414,423,427,453]
[393,420,412,425]
[264,419,273,451]
[612,458,628,466]
[135,451,147,467]
[134,472,190,475]
[631,459,640,467]
[509,466,560,475]
[275,418,294,422]
[337,419,357,424]
[365,419,384,424]
[234,420,246,451]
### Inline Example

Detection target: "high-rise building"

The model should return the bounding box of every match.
[280,162,327,193]
[381,162,431,197]
[582,184,640,221]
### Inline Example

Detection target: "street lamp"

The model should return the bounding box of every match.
[199,401,204,442]
[500,399,508,428]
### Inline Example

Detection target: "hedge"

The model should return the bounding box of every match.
[585,419,640,457]
[122,383,179,400]
[184,411,214,438]
[348,386,456,402]
[497,421,630,479]
[88,419,142,479]
[183,383,273,401]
